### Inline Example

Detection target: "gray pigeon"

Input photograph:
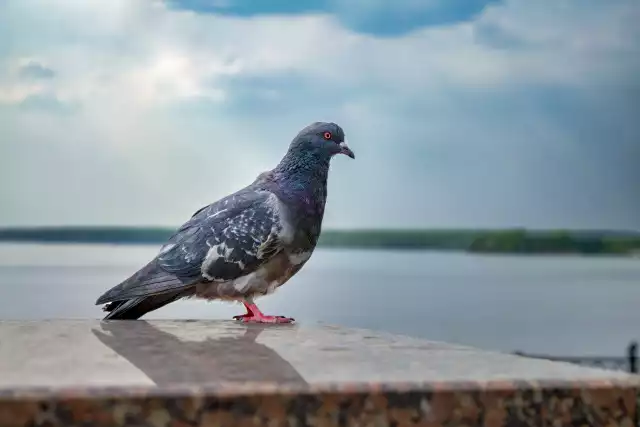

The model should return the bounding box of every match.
[95,122,355,323]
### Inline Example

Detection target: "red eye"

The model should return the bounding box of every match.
[323,132,332,140]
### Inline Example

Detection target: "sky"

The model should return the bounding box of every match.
[0,0,638,230]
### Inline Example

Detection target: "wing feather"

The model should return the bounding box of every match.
[95,188,289,305]
[95,260,195,304]
[195,194,286,282]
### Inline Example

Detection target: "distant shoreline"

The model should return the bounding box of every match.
[0,226,639,256]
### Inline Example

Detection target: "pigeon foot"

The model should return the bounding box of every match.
[238,314,295,324]
[233,302,295,324]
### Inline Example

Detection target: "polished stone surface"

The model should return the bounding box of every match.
[0,320,635,391]
[1,321,639,427]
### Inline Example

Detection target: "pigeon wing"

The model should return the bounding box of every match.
[176,193,286,282]
[94,220,211,305]
[95,190,287,304]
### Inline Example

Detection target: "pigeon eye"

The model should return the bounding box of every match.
[323,132,332,140]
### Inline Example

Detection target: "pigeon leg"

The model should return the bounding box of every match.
[233,300,294,324]
[232,301,254,321]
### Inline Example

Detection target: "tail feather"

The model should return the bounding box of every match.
[95,261,197,306]
[102,289,194,320]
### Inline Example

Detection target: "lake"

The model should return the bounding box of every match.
[0,243,638,356]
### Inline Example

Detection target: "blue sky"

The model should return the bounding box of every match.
[0,0,638,229]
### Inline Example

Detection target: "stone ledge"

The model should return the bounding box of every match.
[0,320,638,427]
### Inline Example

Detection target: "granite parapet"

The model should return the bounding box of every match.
[0,320,638,427]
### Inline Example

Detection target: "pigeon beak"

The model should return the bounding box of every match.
[338,141,355,159]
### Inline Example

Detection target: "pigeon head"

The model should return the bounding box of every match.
[289,122,355,161]
[272,121,354,187]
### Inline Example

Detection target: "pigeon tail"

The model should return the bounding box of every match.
[102,289,193,320]
[95,260,196,305]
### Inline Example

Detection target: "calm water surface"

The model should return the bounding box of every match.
[1,243,639,355]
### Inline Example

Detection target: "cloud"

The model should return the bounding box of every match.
[0,0,638,230]
[17,93,78,114]
[164,0,502,36]
[18,61,55,80]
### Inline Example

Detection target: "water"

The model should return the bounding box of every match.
[0,243,638,356]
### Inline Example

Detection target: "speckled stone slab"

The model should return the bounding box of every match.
[0,320,638,427]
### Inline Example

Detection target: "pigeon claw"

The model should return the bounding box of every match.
[232,313,250,320]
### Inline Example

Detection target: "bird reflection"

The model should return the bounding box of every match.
[91,321,308,386]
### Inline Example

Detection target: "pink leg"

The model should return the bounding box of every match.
[232,303,252,320]
[233,301,294,324]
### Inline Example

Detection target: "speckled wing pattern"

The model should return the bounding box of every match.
[96,188,288,304]
[158,190,286,282]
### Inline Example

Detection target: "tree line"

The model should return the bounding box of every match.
[0,227,639,255]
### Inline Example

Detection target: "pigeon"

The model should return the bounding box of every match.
[95,122,355,323]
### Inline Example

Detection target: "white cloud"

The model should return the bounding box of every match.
[3,0,635,107]
[0,0,638,228]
